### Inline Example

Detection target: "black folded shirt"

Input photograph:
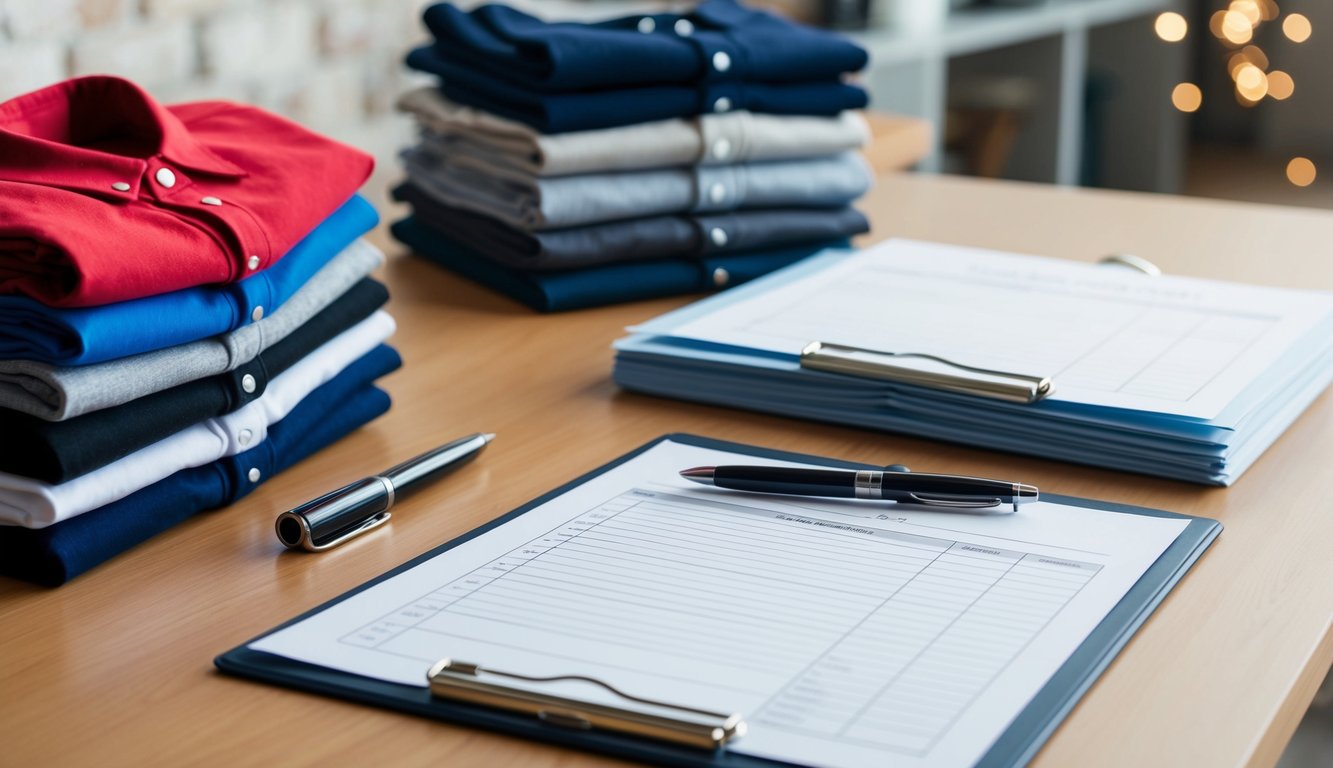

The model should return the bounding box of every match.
[0,278,389,484]
[393,182,868,271]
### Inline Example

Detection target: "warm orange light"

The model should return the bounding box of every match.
[1287,157,1316,187]
[1210,10,1229,38]
[1171,83,1203,112]
[1240,45,1269,70]
[1228,53,1247,78]
[1155,12,1188,42]
[1236,91,1261,107]
[1230,0,1262,26]
[1284,13,1312,42]
[1267,70,1295,100]
[1222,11,1255,44]
[1235,64,1269,100]
[1258,0,1280,22]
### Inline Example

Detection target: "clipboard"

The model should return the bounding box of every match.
[216,433,1221,768]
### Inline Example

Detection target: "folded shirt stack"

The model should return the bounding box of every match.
[0,76,397,585]
[393,0,874,311]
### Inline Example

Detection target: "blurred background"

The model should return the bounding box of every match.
[2,0,1327,208]
[0,0,1328,760]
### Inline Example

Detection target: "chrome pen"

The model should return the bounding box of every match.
[276,432,494,551]
[680,465,1037,512]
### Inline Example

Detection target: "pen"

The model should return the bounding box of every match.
[680,465,1038,512]
[276,432,494,551]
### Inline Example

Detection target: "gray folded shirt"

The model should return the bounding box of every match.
[397,87,870,179]
[0,239,384,421]
[403,149,873,232]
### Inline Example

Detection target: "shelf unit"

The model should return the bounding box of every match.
[852,0,1188,191]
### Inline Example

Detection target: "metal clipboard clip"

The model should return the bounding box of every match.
[427,659,747,750]
[799,341,1054,404]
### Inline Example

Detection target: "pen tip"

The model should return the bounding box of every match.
[680,467,715,485]
[481,433,496,444]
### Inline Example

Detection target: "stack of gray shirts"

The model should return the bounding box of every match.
[390,87,874,311]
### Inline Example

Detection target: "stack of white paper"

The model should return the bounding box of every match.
[613,240,1333,485]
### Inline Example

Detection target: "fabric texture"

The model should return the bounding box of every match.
[394,182,868,271]
[418,0,867,91]
[402,148,871,231]
[0,345,399,586]
[0,238,383,421]
[0,194,377,366]
[0,76,373,307]
[392,216,844,312]
[0,310,395,529]
[406,46,867,134]
[0,278,389,483]
[398,87,869,178]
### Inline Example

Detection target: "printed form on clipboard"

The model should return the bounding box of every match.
[235,436,1220,768]
[629,239,1333,420]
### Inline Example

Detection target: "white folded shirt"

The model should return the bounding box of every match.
[0,310,395,529]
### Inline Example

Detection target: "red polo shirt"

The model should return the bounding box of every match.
[0,76,374,307]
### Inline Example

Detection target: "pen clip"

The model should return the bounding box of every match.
[427,659,746,750]
[279,510,392,552]
[800,341,1054,404]
[907,493,1003,509]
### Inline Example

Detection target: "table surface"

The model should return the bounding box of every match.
[3,173,1332,768]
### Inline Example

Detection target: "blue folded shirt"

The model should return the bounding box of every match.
[392,216,845,312]
[0,195,378,365]
[406,46,867,134]
[0,344,400,586]
[420,0,868,92]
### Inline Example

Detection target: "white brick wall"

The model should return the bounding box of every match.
[0,0,434,185]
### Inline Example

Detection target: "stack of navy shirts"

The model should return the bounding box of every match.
[393,0,874,311]
[0,76,399,585]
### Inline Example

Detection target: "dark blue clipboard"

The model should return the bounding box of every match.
[216,433,1222,767]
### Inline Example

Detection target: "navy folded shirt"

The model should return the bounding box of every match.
[406,46,867,134]
[0,194,377,366]
[0,278,390,484]
[0,344,400,586]
[420,0,868,92]
[395,182,868,271]
[392,216,846,312]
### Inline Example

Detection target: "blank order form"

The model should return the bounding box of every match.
[252,440,1190,768]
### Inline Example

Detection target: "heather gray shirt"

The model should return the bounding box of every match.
[0,239,383,421]
[397,87,870,178]
[402,150,873,231]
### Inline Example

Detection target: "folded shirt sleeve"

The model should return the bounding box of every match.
[0,238,384,421]
[0,194,378,366]
[0,346,400,586]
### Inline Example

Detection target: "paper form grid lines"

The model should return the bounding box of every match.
[739,264,1277,404]
[338,488,1101,755]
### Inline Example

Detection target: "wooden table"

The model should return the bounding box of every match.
[2,173,1331,767]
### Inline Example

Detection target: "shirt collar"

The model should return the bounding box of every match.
[0,76,247,198]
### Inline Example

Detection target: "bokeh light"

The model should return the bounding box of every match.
[1221,11,1255,44]
[1267,70,1295,100]
[1171,83,1203,112]
[1283,13,1312,43]
[1235,64,1269,101]
[1155,12,1188,42]
[1286,157,1317,187]
[1229,0,1262,27]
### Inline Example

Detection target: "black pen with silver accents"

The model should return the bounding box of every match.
[276,432,494,552]
[680,465,1037,512]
